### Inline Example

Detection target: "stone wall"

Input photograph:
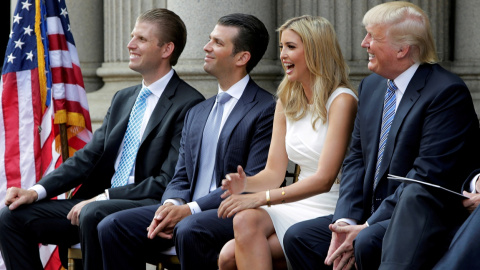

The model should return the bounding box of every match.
[9,0,480,129]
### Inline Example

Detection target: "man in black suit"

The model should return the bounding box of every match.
[0,8,204,270]
[97,13,276,270]
[283,2,479,270]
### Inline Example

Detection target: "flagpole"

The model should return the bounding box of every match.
[59,123,69,162]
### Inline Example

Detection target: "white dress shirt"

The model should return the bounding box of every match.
[30,69,174,201]
[164,74,250,214]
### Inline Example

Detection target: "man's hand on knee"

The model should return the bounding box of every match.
[5,187,38,210]
[67,197,97,225]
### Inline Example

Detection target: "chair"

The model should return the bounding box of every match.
[67,245,179,270]
[67,244,82,270]
[286,163,300,183]
[156,254,180,270]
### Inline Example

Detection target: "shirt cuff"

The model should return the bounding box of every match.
[187,202,202,215]
[469,173,480,193]
[335,218,357,226]
[28,185,46,201]
[105,189,110,199]
[164,198,185,206]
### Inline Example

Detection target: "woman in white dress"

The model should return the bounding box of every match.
[217,15,358,269]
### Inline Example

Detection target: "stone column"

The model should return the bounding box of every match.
[93,0,280,128]
[169,0,281,98]
[65,0,104,93]
[278,0,450,89]
[451,0,480,114]
[91,0,166,128]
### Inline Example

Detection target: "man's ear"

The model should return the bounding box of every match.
[235,51,251,68]
[397,44,410,59]
[162,42,175,59]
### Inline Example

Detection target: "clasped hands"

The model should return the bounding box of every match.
[146,203,191,239]
[218,165,261,218]
[325,222,368,270]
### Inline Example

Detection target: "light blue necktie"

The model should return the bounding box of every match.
[193,92,232,200]
[111,87,152,188]
[372,80,397,211]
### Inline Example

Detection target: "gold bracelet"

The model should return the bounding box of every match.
[281,187,286,203]
[266,190,271,207]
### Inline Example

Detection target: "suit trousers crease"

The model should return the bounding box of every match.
[379,183,468,270]
[433,203,480,269]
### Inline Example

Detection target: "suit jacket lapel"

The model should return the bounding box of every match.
[375,65,429,189]
[191,97,216,184]
[140,72,180,143]
[104,85,140,152]
[214,79,258,185]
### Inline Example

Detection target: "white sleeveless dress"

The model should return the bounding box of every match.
[260,87,357,267]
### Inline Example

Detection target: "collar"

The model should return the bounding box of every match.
[142,69,174,98]
[392,63,420,96]
[216,74,250,100]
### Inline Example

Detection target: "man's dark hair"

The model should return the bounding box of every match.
[217,13,269,73]
[138,8,187,66]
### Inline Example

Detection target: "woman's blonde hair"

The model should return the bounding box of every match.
[277,15,354,128]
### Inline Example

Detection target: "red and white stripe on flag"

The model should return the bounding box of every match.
[0,0,92,269]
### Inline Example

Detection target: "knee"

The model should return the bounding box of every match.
[97,213,115,236]
[232,210,259,240]
[218,242,236,270]
[174,215,206,246]
[401,183,427,200]
[0,207,13,231]
[354,228,377,257]
[283,222,304,255]
[78,202,101,230]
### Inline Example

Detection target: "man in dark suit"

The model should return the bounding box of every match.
[430,170,480,269]
[0,8,204,270]
[97,13,275,270]
[375,170,479,270]
[283,2,479,270]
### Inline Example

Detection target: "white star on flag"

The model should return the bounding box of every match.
[13,13,22,24]
[23,25,33,36]
[14,38,25,49]
[26,50,34,61]
[22,0,32,10]
[60,8,68,17]
[7,53,16,63]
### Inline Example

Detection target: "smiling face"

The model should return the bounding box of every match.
[127,20,166,79]
[361,23,400,79]
[280,29,309,85]
[203,24,239,81]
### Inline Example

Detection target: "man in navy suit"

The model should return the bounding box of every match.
[376,169,480,270]
[283,2,479,270]
[0,9,204,270]
[430,170,480,269]
[97,13,275,270]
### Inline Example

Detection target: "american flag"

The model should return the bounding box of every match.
[0,0,92,268]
